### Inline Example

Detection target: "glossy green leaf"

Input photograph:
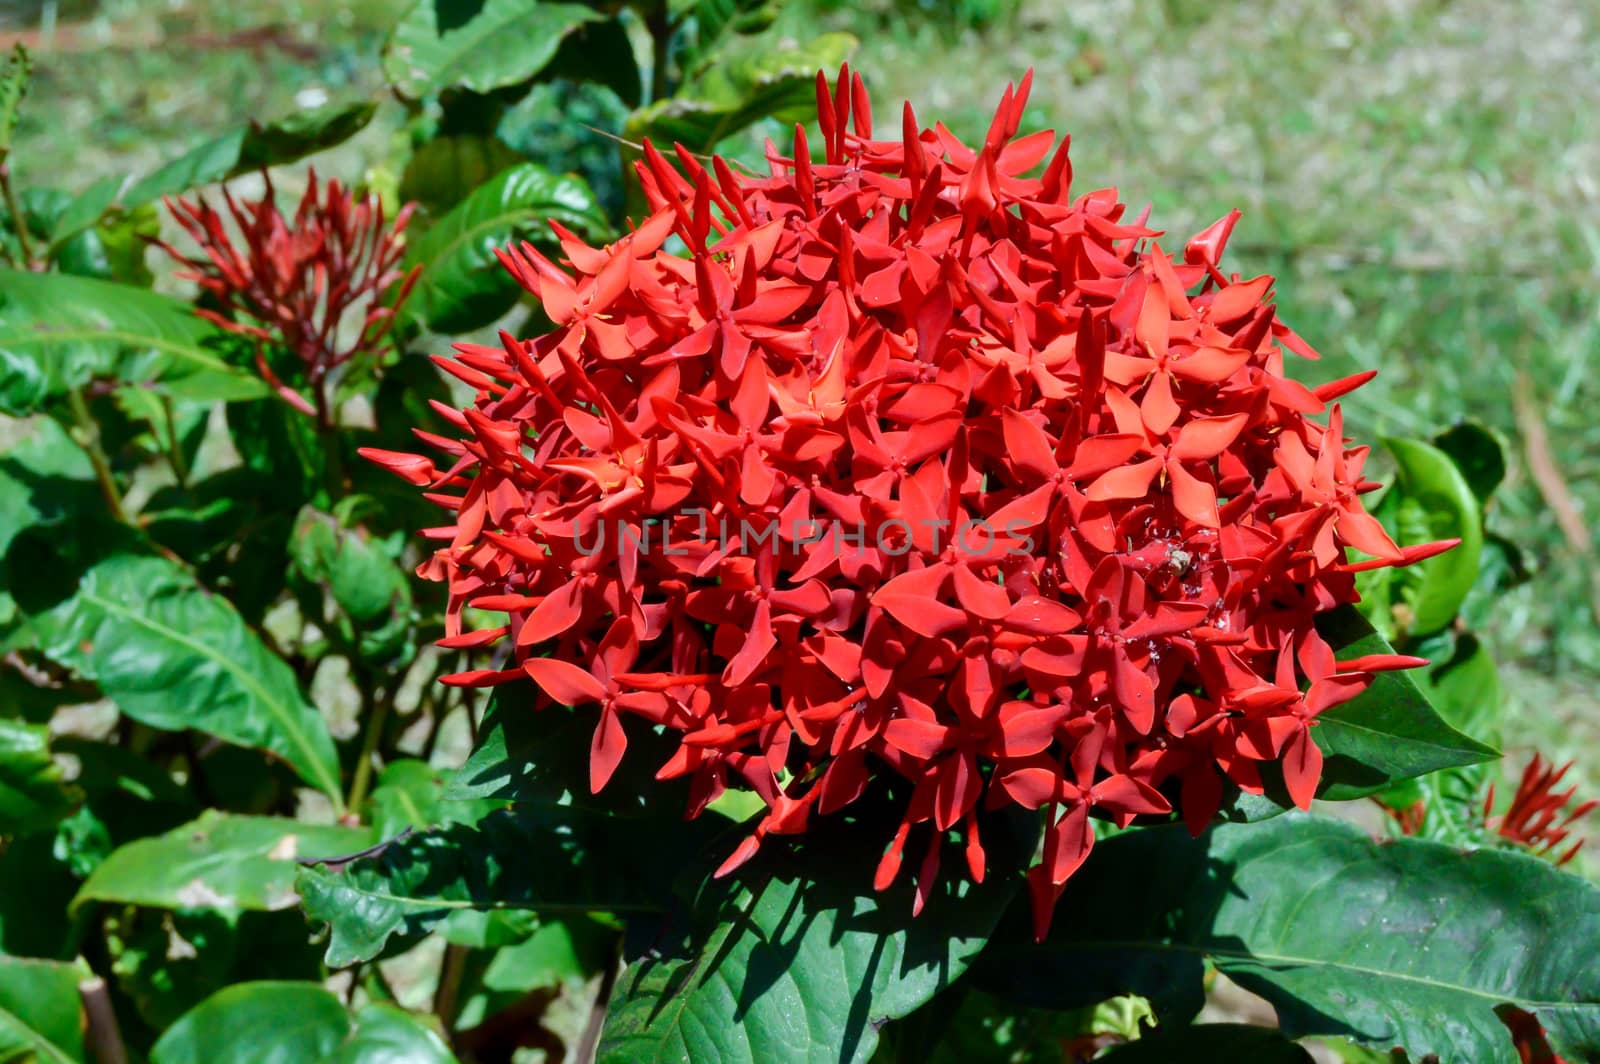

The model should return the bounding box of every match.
[1383,436,1485,637]
[153,982,454,1064]
[121,101,377,208]
[625,33,857,153]
[32,554,344,805]
[298,803,719,968]
[1307,605,1498,800]
[0,956,87,1064]
[403,162,607,333]
[597,808,1034,1064]
[976,814,1600,1064]
[383,0,603,100]
[0,267,266,416]
[0,718,78,838]
[1097,1024,1314,1063]
[74,810,373,915]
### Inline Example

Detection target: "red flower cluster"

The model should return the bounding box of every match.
[1485,754,1596,865]
[367,68,1439,936]
[158,171,418,426]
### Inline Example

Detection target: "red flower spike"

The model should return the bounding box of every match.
[156,171,419,423]
[372,67,1435,938]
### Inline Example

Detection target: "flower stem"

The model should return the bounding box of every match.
[344,678,393,813]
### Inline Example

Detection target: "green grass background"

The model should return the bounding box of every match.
[5,0,1599,803]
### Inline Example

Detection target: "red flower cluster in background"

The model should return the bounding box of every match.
[157,171,418,426]
[1485,754,1596,865]
[367,67,1444,936]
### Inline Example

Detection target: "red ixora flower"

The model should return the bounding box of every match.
[157,170,419,426]
[366,67,1446,938]
[1485,754,1597,865]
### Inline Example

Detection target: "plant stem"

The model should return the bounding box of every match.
[78,977,129,1064]
[432,943,469,1033]
[0,161,35,267]
[66,387,129,525]
[160,394,190,489]
[647,8,672,104]
[345,678,393,813]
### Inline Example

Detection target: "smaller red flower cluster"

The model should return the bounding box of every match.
[369,68,1440,936]
[1485,754,1596,865]
[158,171,418,424]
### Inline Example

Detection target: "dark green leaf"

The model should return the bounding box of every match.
[976,814,1600,1064]
[298,803,719,967]
[1307,605,1498,800]
[74,810,373,914]
[383,0,604,100]
[1432,421,1507,504]
[0,267,267,416]
[152,982,454,1064]
[1382,436,1485,637]
[32,554,345,805]
[542,19,642,108]
[0,831,81,960]
[122,101,377,207]
[0,955,87,1064]
[398,134,525,215]
[1097,1024,1314,1063]
[625,33,857,153]
[597,808,1034,1064]
[104,908,323,1032]
[403,162,607,333]
[0,718,78,838]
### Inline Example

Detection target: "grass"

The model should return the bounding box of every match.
[5,0,1599,807]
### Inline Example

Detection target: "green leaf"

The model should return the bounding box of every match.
[365,759,501,838]
[0,268,267,416]
[298,803,717,968]
[0,956,87,1064]
[1382,436,1485,637]
[0,718,78,838]
[122,101,377,208]
[1306,605,1498,800]
[152,982,454,1064]
[1432,421,1507,504]
[673,0,782,77]
[74,810,373,915]
[32,554,345,806]
[597,808,1034,1064]
[1097,1025,1314,1063]
[625,33,857,153]
[398,134,525,216]
[403,162,607,333]
[0,419,96,563]
[453,915,613,1029]
[447,693,682,815]
[383,0,604,100]
[289,506,416,665]
[976,814,1600,1064]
